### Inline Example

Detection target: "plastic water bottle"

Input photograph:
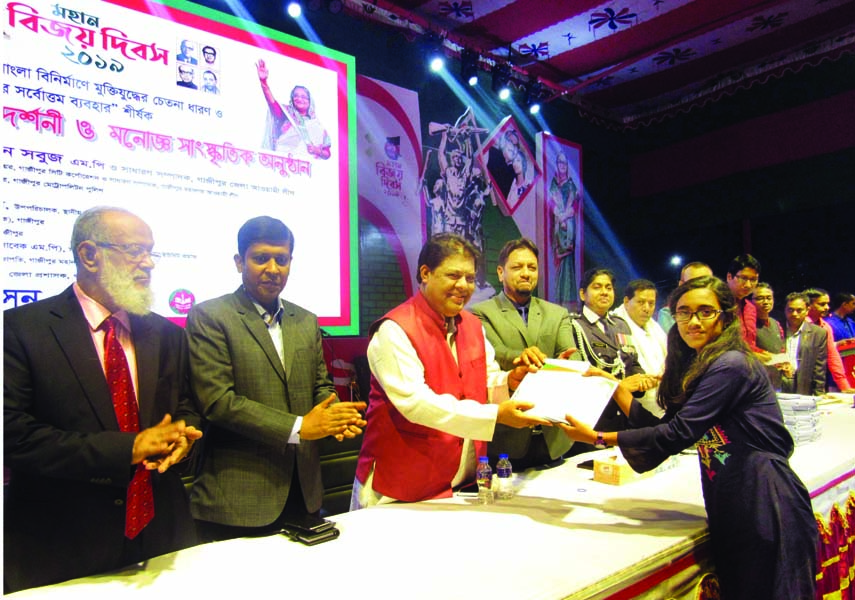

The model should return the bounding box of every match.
[496,453,514,499]
[476,456,494,504]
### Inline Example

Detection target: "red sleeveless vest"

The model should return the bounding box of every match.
[355,292,488,502]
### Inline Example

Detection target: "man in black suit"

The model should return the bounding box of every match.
[782,292,828,396]
[568,268,655,452]
[4,207,201,592]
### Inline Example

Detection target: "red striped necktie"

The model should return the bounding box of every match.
[102,316,154,539]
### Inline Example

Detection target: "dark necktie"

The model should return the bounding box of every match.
[445,317,457,337]
[600,317,613,338]
[102,316,154,539]
[518,306,528,324]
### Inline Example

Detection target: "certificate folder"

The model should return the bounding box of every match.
[511,359,617,425]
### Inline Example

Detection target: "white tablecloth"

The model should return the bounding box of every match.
[9,401,855,600]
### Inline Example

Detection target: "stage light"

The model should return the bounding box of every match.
[524,79,544,115]
[492,63,511,99]
[460,49,479,87]
[670,255,683,267]
[423,33,445,73]
[286,1,302,18]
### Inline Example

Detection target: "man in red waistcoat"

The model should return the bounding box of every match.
[351,233,551,509]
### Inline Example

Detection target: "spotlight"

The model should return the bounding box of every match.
[670,255,683,267]
[460,49,479,87]
[423,33,445,73]
[286,1,302,18]
[491,63,511,100]
[524,79,544,115]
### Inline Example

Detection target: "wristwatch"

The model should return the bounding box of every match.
[593,432,607,450]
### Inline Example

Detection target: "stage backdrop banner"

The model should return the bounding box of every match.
[2,0,358,333]
[537,132,583,308]
[355,75,422,294]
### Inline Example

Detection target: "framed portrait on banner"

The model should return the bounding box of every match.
[536,132,583,309]
[478,116,540,215]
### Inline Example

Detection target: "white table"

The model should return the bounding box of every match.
[9,401,855,600]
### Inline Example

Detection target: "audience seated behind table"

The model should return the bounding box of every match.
[559,275,817,600]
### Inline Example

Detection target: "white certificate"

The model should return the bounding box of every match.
[511,366,618,426]
[764,353,791,366]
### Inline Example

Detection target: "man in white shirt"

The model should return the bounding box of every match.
[783,292,828,396]
[613,279,667,417]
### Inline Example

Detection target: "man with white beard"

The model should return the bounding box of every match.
[4,206,202,592]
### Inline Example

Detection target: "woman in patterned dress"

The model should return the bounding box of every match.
[560,276,817,599]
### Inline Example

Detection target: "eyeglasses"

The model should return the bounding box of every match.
[95,242,161,263]
[673,308,723,323]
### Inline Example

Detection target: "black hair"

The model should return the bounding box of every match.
[726,254,761,277]
[623,278,656,301]
[416,233,479,285]
[658,276,756,410]
[579,267,615,290]
[497,238,538,266]
[237,216,294,258]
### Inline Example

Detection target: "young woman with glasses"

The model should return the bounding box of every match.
[560,276,817,600]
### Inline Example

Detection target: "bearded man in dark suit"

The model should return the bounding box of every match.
[4,207,201,592]
[470,238,582,468]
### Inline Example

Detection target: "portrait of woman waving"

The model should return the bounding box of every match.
[257,59,332,160]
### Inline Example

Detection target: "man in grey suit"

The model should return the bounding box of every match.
[783,292,828,396]
[186,216,366,542]
[470,238,581,469]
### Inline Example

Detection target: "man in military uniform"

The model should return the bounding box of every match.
[568,268,655,453]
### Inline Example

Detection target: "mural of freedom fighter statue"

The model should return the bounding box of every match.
[422,107,493,288]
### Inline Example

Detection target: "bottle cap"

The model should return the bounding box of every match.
[478,456,489,462]
[499,453,509,459]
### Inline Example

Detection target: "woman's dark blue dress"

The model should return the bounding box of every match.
[618,351,817,599]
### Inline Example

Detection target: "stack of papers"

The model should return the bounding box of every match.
[511,359,618,426]
[777,393,822,445]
